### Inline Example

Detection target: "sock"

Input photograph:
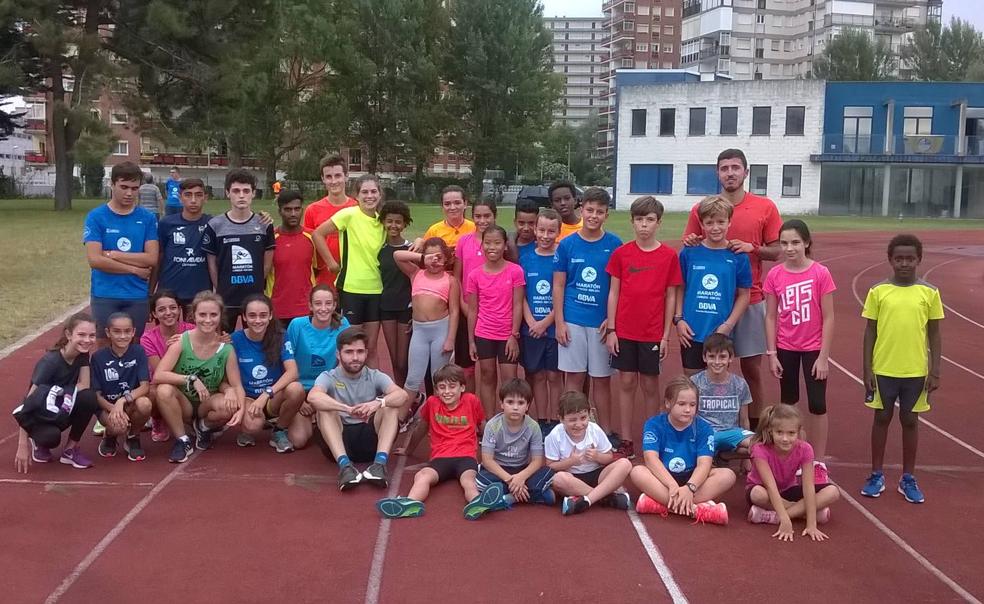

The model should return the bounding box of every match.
[374,451,389,464]
[179,435,191,443]
[584,496,592,506]
[337,455,351,468]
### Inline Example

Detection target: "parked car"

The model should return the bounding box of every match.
[515,184,585,208]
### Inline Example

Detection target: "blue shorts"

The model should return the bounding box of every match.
[713,428,754,452]
[476,463,555,499]
[90,296,149,337]
[521,334,558,373]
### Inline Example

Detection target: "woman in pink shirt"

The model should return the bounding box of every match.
[465,225,525,416]
[763,219,836,465]
[141,290,194,442]
[453,198,498,388]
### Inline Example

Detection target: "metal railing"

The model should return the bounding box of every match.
[817,134,984,157]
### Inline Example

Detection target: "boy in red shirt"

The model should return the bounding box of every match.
[605,196,682,459]
[302,155,357,286]
[376,364,512,520]
[267,191,317,329]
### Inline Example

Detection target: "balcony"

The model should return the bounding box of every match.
[26,151,48,164]
[602,0,630,11]
[25,118,46,132]
[140,152,263,169]
[699,45,730,60]
[873,16,917,32]
[811,134,984,164]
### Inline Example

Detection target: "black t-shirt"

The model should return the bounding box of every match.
[30,350,89,391]
[378,240,412,312]
[201,212,276,308]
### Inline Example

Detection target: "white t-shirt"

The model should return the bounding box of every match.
[544,421,612,474]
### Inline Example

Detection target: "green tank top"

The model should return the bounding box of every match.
[175,332,230,402]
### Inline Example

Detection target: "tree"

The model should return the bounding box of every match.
[905,18,984,82]
[812,28,893,81]
[445,0,561,196]
[537,113,609,185]
[0,7,40,139]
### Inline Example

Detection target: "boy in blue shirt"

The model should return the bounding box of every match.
[153,178,212,311]
[675,195,752,376]
[164,167,182,215]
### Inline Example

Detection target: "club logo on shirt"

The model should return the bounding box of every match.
[117,237,132,252]
[536,280,551,295]
[232,245,253,267]
[173,230,186,245]
[667,456,686,473]
[104,367,119,381]
[186,248,196,256]
[702,274,719,290]
[251,365,268,380]
[581,266,598,283]
[311,355,326,368]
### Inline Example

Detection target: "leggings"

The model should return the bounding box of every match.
[777,348,826,415]
[21,389,99,448]
[405,316,451,393]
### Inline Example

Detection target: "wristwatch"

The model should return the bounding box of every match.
[686,482,698,493]
[672,315,683,325]
[264,387,274,397]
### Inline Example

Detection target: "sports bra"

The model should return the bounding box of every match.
[412,270,451,303]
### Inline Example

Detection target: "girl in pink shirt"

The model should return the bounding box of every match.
[140,290,194,442]
[746,404,840,541]
[763,219,835,462]
[452,199,498,382]
[465,226,525,415]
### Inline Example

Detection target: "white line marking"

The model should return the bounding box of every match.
[44,458,191,603]
[0,300,88,362]
[364,455,408,604]
[626,508,689,604]
[825,462,984,473]
[0,478,155,487]
[838,487,982,604]
[923,259,984,330]
[816,251,865,264]
[0,431,19,445]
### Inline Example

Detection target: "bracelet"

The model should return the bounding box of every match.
[765,350,777,356]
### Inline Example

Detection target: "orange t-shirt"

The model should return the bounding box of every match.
[303,195,358,285]
[558,219,583,241]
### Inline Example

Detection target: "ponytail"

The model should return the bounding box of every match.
[751,404,802,446]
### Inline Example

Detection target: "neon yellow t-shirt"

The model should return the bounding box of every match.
[861,280,944,378]
[331,206,385,295]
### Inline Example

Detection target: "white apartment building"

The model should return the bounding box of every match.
[614,74,825,213]
[680,0,942,80]
[545,17,609,126]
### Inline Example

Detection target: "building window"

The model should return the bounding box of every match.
[758,0,767,8]
[637,43,648,52]
[660,108,676,136]
[782,165,802,197]
[664,44,673,53]
[786,106,805,136]
[756,14,765,24]
[666,7,675,17]
[110,111,128,125]
[630,164,673,195]
[752,106,771,135]
[631,109,647,136]
[750,165,768,195]
[903,106,933,134]
[112,140,129,156]
[664,26,674,35]
[721,107,738,135]
[689,108,706,136]
[687,165,721,195]
[349,148,363,168]
[844,106,873,153]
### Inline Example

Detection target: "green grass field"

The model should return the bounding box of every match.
[2,196,982,348]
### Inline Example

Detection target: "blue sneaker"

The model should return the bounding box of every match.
[169,437,193,463]
[536,487,556,506]
[861,471,885,498]
[194,418,214,451]
[376,497,425,519]
[898,473,925,504]
[463,483,511,520]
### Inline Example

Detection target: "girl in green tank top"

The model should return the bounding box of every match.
[174,331,231,402]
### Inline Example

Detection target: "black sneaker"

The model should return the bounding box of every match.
[194,419,214,451]
[124,434,146,462]
[562,495,590,516]
[169,437,193,463]
[600,492,631,510]
[361,463,388,488]
[338,464,362,491]
[98,436,118,458]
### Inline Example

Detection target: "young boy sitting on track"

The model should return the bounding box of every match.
[691,333,754,457]
[476,378,555,506]
[376,364,512,520]
[544,391,632,516]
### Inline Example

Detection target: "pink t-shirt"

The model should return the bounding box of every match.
[464,262,525,340]
[747,440,814,492]
[455,233,484,301]
[762,261,836,351]
[140,322,194,377]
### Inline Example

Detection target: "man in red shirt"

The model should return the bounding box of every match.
[682,149,782,428]
[266,190,317,329]
[302,155,357,285]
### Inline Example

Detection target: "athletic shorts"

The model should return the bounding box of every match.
[680,340,707,371]
[671,470,695,487]
[521,335,559,374]
[476,464,555,494]
[557,323,613,378]
[475,335,514,363]
[315,421,379,464]
[339,291,381,325]
[874,375,927,414]
[733,301,767,358]
[379,308,412,323]
[429,456,478,483]
[571,467,604,488]
[746,483,829,506]
[90,296,149,337]
[610,338,662,376]
[453,318,475,369]
[778,349,826,415]
[713,428,754,452]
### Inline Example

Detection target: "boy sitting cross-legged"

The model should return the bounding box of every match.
[545,391,633,515]
[376,364,512,520]
[692,333,754,457]
[476,378,555,506]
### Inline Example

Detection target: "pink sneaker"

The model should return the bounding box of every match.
[635,493,669,517]
[813,461,830,485]
[693,501,729,526]
[151,418,170,443]
[817,507,831,524]
[747,505,780,525]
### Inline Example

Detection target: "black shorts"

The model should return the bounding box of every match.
[429,456,478,483]
[521,334,559,373]
[746,483,829,506]
[339,291,381,325]
[315,421,379,464]
[453,319,475,369]
[680,341,706,371]
[610,338,662,376]
[474,336,515,363]
[875,375,926,414]
[572,467,604,488]
[777,349,826,415]
[380,308,412,323]
[672,470,694,487]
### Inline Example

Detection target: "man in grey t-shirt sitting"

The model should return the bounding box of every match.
[308,326,408,491]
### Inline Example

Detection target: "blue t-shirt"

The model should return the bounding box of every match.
[231,330,295,398]
[642,413,715,476]
[520,248,557,338]
[83,204,158,300]
[553,231,622,328]
[90,344,150,401]
[286,316,351,389]
[679,245,752,342]
[158,213,212,301]
[165,178,182,207]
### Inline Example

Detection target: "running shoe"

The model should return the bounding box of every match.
[194,418,214,451]
[91,420,105,436]
[600,492,631,510]
[30,439,52,463]
[268,429,294,453]
[338,464,362,491]
[398,392,425,434]
[813,461,830,485]
[169,437,193,463]
[861,471,885,498]
[236,433,256,447]
[817,507,831,524]
[463,483,512,521]
[693,501,729,526]
[747,505,779,525]
[151,418,170,442]
[124,435,145,462]
[635,493,669,517]
[376,497,425,519]
[59,447,93,469]
[898,473,925,504]
[535,487,556,506]
[361,463,389,489]
[561,495,590,516]
[98,436,118,458]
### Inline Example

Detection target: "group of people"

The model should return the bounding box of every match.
[11,149,943,539]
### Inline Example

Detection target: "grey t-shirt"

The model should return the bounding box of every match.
[480,412,544,467]
[692,370,752,432]
[138,184,162,212]
[313,366,394,425]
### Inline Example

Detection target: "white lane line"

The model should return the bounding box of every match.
[825,462,984,474]
[44,458,191,603]
[0,300,89,362]
[625,508,689,604]
[0,478,155,487]
[838,487,982,604]
[0,431,19,445]
[923,258,984,330]
[829,358,984,461]
[364,455,408,604]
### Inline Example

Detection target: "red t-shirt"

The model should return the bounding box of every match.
[421,392,486,460]
[266,228,317,319]
[606,242,682,342]
[302,195,358,285]
[683,192,782,304]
